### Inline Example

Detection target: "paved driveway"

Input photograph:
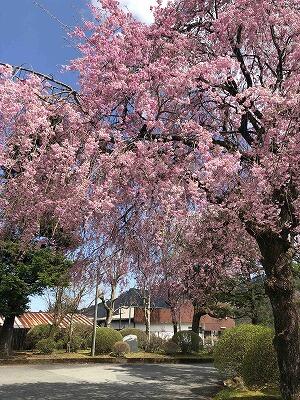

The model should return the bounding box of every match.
[0,363,221,400]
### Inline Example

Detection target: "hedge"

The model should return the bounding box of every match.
[214,324,269,377]
[242,328,279,388]
[95,327,123,355]
[214,324,279,389]
[164,340,180,355]
[36,338,56,354]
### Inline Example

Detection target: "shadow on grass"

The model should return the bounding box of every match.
[214,388,281,400]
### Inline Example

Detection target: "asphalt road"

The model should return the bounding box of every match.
[0,363,222,400]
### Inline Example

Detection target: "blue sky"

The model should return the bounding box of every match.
[0,0,90,89]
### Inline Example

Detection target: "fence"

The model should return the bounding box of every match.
[0,327,29,350]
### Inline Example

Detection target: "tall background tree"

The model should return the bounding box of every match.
[0,240,71,356]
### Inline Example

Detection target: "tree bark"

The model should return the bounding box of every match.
[170,306,178,335]
[101,284,117,328]
[0,315,15,357]
[192,304,205,334]
[172,321,178,335]
[105,308,114,327]
[51,286,64,336]
[257,233,300,400]
[106,285,116,327]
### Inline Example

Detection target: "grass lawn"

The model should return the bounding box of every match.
[125,351,167,359]
[125,350,213,360]
[214,388,281,400]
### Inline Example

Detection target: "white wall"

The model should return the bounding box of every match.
[134,322,192,339]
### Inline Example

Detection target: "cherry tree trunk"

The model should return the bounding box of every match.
[192,304,205,334]
[0,316,15,357]
[143,294,151,342]
[51,286,64,335]
[170,307,178,335]
[257,233,300,400]
[172,321,178,335]
[104,285,116,327]
[105,308,113,327]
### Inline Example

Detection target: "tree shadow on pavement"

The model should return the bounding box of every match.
[0,381,217,400]
[118,363,223,398]
[0,364,222,400]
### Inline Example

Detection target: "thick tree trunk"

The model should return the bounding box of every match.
[192,304,205,334]
[0,316,15,357]
[192,309,201,333]
[257,233,300,400]
[172,321,178,335]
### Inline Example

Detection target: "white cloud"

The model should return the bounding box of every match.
[91,0,167,24]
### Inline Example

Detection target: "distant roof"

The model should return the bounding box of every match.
[82,288,168,318]
[0,312,93,329]
[200,314,235,331]
[97,307,134,322]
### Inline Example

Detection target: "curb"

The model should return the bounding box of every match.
[0,356,214,366]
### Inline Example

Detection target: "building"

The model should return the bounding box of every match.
[0,312,93,330]
[82,288,235,342]
[0,312,93,350]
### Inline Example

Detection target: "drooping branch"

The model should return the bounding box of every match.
[0,62,85,111]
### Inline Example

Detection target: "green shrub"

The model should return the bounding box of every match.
[36,338,56,354]
[242,327,279,388]
[55,339,65,350]
[26,325,51,349]
[25,325,64,350]
[214,324,273,378]
[95,327,123,355]
[164,340,180,355]
[72,323,93,350]
[120,328,148,350]
[172,330,202,354]
[65,335,83,353]
[61,323,93,352]
[112,341,130,357]
[145,334,166,353]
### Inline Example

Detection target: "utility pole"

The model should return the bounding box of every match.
[147,292,151,342]
[91,268,100,357]
[128,305,131,327]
